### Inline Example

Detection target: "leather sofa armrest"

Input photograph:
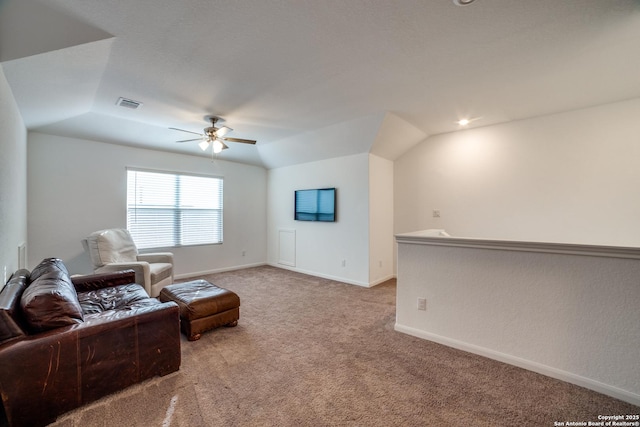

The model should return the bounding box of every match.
[72,269,136,293]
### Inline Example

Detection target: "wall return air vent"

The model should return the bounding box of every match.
[116,97,143,109]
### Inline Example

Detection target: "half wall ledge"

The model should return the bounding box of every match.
[395,229,640,406]
[395,229,640,260]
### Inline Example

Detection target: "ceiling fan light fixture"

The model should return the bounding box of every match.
[212,139,224,154]
[198,140,210,151]
[172,115,257,152]
[453,0,476,5]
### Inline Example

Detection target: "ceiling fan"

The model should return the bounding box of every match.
[170,116,256,154]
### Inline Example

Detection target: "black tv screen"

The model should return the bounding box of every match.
[295,188,336,222]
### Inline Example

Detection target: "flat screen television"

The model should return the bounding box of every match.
[294,188,336,222]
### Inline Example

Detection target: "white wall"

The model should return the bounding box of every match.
[258,114,383,169]
[395,98,640,246]
[368,154,394,285]
[395,237,640,405]
[393,98,640,404]
[0,66,27,287]
[267,153,371,285]
[27,132,267,277]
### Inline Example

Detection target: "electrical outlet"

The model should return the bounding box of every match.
[417,297,427,311]
[341,260,346,267]
[433,209,440,218]
[242,250,246,257]
[378,260,382,268]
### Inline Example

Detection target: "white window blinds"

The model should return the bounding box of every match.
[126,169,223,249]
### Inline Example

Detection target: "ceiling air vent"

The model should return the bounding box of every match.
[116,97,142,109]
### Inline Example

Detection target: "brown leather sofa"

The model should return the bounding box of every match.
[0,258,181,427]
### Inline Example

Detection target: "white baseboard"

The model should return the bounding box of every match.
[174,262,267,280]
[176,262,392,288]
[267,262,372,287]
[394,323,640,407]
[369,274,396,287]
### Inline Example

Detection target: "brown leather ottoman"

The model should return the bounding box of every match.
[159,280,240,341]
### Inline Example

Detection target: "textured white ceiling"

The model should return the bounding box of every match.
[2,0,640,168]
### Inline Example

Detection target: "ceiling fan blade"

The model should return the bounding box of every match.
[216,126,233,137]
[176,138,203,143]
[222,137,257,145]
[169,127,203,136]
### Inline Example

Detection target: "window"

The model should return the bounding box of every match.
[127,168,223,249]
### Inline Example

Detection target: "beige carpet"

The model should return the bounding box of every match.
[51,266,638,426]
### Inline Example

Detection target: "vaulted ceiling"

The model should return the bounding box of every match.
[2,0,639,168]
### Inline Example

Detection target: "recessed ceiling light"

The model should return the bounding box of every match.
[456,117,482,127]
[453,0,476,5]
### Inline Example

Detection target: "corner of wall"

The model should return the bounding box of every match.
[0,66,28,282]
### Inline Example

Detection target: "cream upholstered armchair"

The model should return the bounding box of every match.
[84,228,174,297]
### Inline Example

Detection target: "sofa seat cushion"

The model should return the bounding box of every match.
[21,258,84,332]
[78,283,160,315]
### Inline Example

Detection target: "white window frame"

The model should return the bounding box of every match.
[126,168,223,249]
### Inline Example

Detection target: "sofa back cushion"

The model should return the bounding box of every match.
[85,228,139,269]
[0,269,30,343]
[21,258,84,332]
